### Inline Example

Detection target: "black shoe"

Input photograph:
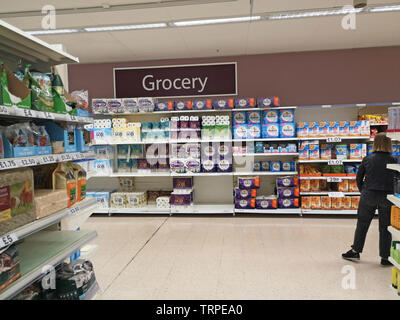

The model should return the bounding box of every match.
[342,249,360,261]
[381,258,392,266]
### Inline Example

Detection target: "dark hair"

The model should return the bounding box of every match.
[373,132,392,153]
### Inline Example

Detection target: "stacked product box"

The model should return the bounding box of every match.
[170,177,194,207]
[253,160,296,173]
[92,145,114,159]
[112,118,141,143]
[201,142,232,173]
[92,98,144,114]
[299,141,367,160]
[297,120,370,138]
[232,108,295,140]
[234,176,260,209]
[110,191,147,208]
[301,196,360,211]
[170,116,200,141]
[142,118,169,142]
[300,179,359,193]
[86,189,116,209]
[91,119,113,144]
[170,143,201,174]
[201,115,230,140]
[276,176,300,209]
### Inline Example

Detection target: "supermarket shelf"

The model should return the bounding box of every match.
[171,172,233,177]
[300,192,360,196]
[0,19,79,67]
[233,138,299,142]
[92,209,110,214]
[0,106,92,124]
[370,123,388,126]
[233,153,299,157]
[0,198,97,249]
[298,136,370,141]
[171,204,234,214]
[388,194,400,208]
[388,226,400,239]
[92,106,297,117]
[296,102,400,109]
[387,164,400,173]
[301,210,358,215]
[299,176,356,180]
[0,151,95,171]
[233,171,298,176]
[235,208,301,214]
[389,257,400,270]
[0,230,97,300]
[110,172,171,177]
[109,206,170,214]
[298,159,362,163]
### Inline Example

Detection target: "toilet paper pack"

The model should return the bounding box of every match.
[233,124,248,139]
[262,109,279,123]
[247,110,262,124]
[279,123,296,138]
[261,123,279,138]
[279,109,295,123]
[247,124,261,139]
[257,97,280,108]
[232,111,247,124]
[234,98,256,109]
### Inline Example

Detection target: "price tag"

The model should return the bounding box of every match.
[68,115,77,121]
[19,158,37,167]
[328,159,343,166]
[327,177,343,183]
[328,192,345,198]
[0,233,18,249]
[327,137,342,143]
[23,109,36,117]
[44,112,55,119]
[60,154,72,162]
[0,106,10,115]
[41,155,56,164]
[69,206,81,216]
[0,159,18,170]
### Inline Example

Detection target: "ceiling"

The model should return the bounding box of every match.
[1,0,400,63]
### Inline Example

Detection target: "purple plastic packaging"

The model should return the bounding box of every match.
[173,177,193,189]
[155,102,169,111]
[238,177,260,189]
[170,130,179,140]
[178,129,201,140]
[202,159,216,173]
[170,159,185,173]
[234,188,257,199]
[276,176,298,187]
[170,117,179,130]
[256,198,278,209]
[235,198,256,209]
[277,187,300,199]
[278,198,299,208]
[217,159,232,172]
[186,159,201,173]
[170,193,192,206]
[189,119,201,129]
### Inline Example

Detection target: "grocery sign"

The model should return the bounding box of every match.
[113,62,237,98]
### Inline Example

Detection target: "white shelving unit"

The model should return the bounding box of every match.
[387,164,400,172]
[388,226,400,239]
[388,195,400,208]
[0,21,99,300]
[232,171,298,176]
[300,192,360,196]
[302,210,358,215]
[298,136,370,141]
[233,153,299,157]
[299,176,356,180]
[298,159,362,163]
[109,206,170,215]
[171,204,234,214]
[235,208,301,214]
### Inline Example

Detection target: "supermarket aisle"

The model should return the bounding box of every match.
[82,216,396,300]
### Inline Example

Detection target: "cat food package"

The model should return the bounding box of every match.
[351,196,360,210]
[279,109,295,123]
[349,121,361,136]
[298,142,309,160]
[349,144,363,159]
[320,144,332,160]
[331,197,343,210]
[328,121,340,137]
[301,196,312,210]
[321,196,331,210]
[342,197,352,210]
[338,180,349,192]
[0,168,35,235]
[339,121,350,136]
[234,188,257,200]
[238,177,260,189]
[52,163,77,207]
[278,198,299,208]
[309,143,320,160]
[297,122,309,138]
[235,198,256,209]
[310,180,320,192]
[311,196,321,209]
[70,163,87,201]
[262,109,279,123]
[277,187,300,198]
[300,179,311,192]
[277,176,299,187]
[256,196,278,209]
[349,180,359,192]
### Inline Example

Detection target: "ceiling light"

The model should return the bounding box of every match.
[84,23,167,32]
[173,16,262,27]
[268,7,364,20]
[369,5,400,12]
[27,29,79,35]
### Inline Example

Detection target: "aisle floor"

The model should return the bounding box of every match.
[81,215,398,300]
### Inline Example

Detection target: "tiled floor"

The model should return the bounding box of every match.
[81,215,398,300]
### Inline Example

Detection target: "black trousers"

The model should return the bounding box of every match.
[352,190,392,258]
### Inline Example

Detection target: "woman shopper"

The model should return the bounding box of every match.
[342,133,398,265]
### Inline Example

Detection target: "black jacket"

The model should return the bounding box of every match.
[356,151,398,193]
